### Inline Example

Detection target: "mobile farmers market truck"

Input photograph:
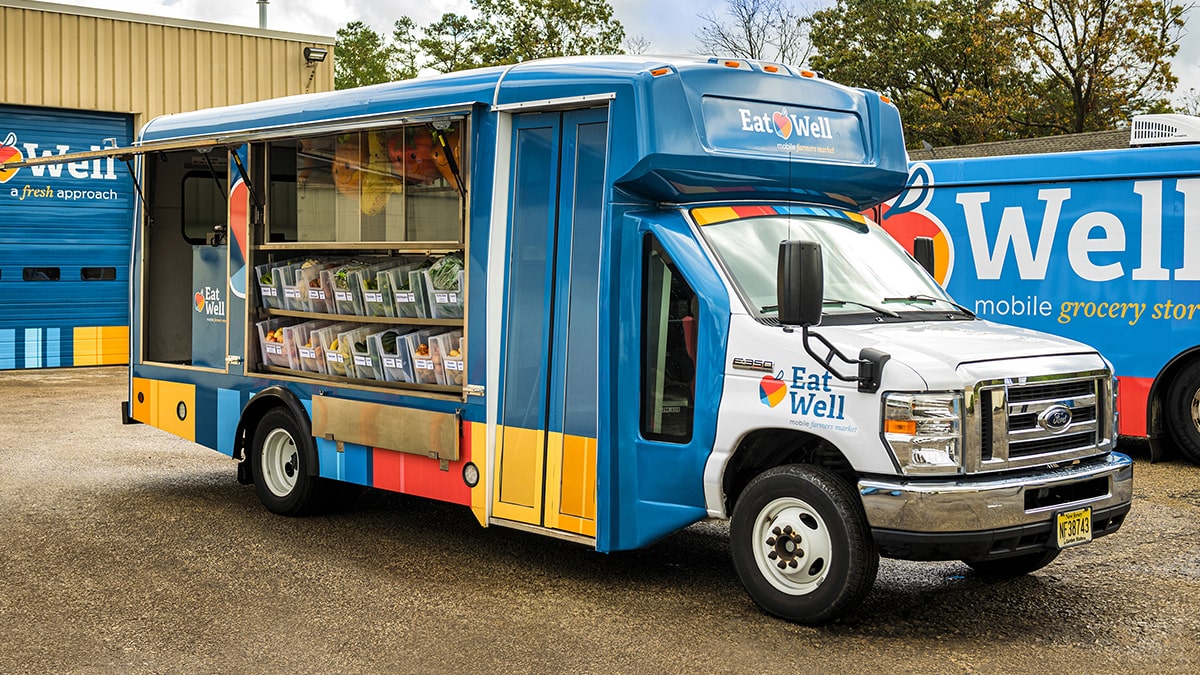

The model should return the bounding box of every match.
[876,117,1200,464]
[3,55,1132,624]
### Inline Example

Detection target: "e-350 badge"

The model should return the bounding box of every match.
[732,357,774,372]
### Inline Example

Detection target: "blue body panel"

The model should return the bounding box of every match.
[879,144,1200,437]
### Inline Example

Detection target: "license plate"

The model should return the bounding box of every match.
[1055,506,1093,548]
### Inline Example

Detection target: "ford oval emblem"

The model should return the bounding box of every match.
[1038,405,1073,433]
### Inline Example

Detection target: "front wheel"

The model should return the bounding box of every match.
[1165,362,1200,464]
[251,407,325,516]
[730,464,879,625]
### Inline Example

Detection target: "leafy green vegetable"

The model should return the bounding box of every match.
[428,253,464,291]
[380,330,400,353]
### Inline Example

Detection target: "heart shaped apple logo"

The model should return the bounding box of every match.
[0,132,24,184]
[772,112,793,140]
[759,371,788,408]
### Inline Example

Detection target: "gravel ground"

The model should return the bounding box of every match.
[1,366,1197,673]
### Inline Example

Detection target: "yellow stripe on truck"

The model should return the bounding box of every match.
[131,377,196,442]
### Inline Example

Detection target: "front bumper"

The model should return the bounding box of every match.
[859,452,1133,561]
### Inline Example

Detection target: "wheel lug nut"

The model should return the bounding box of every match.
[772,526,782,536]
[766,537,776,546]
[783,525,794,535]
[789,560,799,569]
[767,551,778,560]
[776,560,788,570]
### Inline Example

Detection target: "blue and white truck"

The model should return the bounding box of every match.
[4,55,1133,623]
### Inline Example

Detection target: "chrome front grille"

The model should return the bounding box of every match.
[967,370,1114,473]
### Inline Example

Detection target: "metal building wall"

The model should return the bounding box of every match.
[0,1,334,370]
[0,1,335,127]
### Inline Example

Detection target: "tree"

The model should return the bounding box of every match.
[695,0,811,64]
[391,17,422,82]
[419,13,491,73]
[470,0,626,67]
[808,0,1033,147]
[1008,0,1190,133]
[1178,88,1200,116]
[334,21,397,89]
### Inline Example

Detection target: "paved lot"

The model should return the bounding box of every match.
[1,366,1198,673]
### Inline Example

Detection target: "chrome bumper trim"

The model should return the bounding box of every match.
[859,452,1133,533]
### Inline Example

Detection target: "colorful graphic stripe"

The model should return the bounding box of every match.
[691,203,866,226]
[0,325,128,369]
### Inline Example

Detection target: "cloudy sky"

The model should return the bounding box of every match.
[34,0,1200,107]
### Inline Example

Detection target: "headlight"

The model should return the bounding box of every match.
[883,392,963,475]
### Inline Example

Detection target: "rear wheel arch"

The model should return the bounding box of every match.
[233,386,318,479]
[1149,348,1200,462]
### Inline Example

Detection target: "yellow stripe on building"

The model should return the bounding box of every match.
[73,325,129,366]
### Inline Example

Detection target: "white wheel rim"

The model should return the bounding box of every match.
[261,427,300,498]
[751,496,834,595]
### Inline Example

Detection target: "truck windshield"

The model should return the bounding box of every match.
[693,206,958,321]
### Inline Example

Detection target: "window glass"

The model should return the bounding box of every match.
[699,209,951,319]
[182,170,228,244]
[277,120,465,244]
[641,237,697,443]
[23,267,60,281]
[81,267,117,281]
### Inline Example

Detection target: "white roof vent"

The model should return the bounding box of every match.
[1130,114,1200,146]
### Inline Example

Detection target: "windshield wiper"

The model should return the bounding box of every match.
[823,298,901,318]
[882,294,976,318]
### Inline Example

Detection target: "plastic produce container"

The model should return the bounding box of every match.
[298,322,355,374]
[429,330,465,385]
[424,265,464,319]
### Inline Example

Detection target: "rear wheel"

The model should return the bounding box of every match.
[730,464,878,625]
[251,407,325,516]
[964,549,1060,578]
[1165,363,1200,464]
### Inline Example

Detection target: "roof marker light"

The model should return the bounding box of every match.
[800,69,816,78]
[650,67,671,77]
[763,65,780,73]
[881,95,893,105]
[724,60,741,69]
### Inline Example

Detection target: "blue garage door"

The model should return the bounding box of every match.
[0,105,134,369]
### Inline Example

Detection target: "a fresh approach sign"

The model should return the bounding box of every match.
[1,131,121,202]
[702,96,866,163]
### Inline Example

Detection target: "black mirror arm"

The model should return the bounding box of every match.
[800,326,889,393]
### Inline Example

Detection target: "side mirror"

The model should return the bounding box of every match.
[777,240,823,327]
[913,236,935,276]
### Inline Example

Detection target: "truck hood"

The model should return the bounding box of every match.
[813,318,1103,388]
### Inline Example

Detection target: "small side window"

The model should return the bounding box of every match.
[182,170,228,245]
[640,236,698,443]
[81,267,117,281]
[24,267,60,281]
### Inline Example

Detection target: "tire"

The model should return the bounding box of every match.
[250,407,326,516]
[1165,363,1200,464]
[730,464,879,625]
[964,549,1060,578]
